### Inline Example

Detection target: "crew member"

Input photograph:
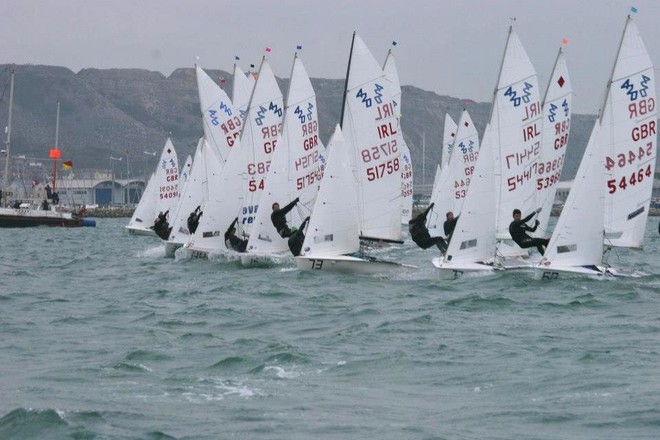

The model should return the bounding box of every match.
[509,208,549,255]
[271,198,299,238]
[443,211,459,242]
[225,217,248,253]
[152,210,172,240]
[408,203,447,253]
[288,216,310,257]
[187,206,203,234]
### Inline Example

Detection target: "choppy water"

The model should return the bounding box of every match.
[1,218,660,439]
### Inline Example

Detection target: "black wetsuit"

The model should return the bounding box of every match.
[271,198,298,238]
[224,217,247,253]
[288,217,310,257]
[509,211,549,255]
[187,206,202,234]
[443,215,459,242]
[153,210,172,240]
[408,204,447,253]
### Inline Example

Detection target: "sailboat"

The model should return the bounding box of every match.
[535,13,654,279]
[341,33,403,245]
[0,83,95,228]
[296,33,413,274]
[382,49,414,224]
[426,109,480,237]
[185,57,284,258]
[242,53,326,265]
[296,126,412,273]
[432,124,499,278]
[125,138,179,235]
[535,47,572,236]
[232,63,255,122]
[490,26,543,262]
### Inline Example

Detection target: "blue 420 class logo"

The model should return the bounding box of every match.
[355,83,384,108]
[620,75,651,101]
[504,82,533,107]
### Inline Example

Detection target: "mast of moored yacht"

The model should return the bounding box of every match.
[52,101,60,192]
[3,70,14,206]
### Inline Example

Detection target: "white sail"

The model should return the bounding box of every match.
[247,55,326,255]
[601,16,656,248]
[301,125,360,256]
[427,109,480,236]
[232,64,255,122]
[235,58,285,237]
[126,138,179,233]
[167,140,204,247]
[542,123,604,267]
[126,171,157,234]
[442,114,458,169]
[342,33,402,241]
[441,124,497,266]
[536,48,572,236]
[196,65,243,165]
[186,135,237,255]
[429,114,458,221]
[383,50,414,224]
[492,28,542,240]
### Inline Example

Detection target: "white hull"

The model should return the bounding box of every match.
[532,264,646,280]
[125,226,156,237]
[432,257,499,279]
[164,241,183,258]
[296,255,414,275]
[240,252,291,267]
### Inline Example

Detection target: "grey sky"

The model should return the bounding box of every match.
[2,0,659,113]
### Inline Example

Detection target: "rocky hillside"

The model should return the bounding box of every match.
[0,64,602,181]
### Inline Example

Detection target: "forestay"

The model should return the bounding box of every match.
[342,33,402,242]
[247,55,326,255]
[536,48,572,236]
[601,16,656,248]
[382,50,414,224]
[301,125,360,257]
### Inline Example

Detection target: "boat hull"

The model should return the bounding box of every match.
[126,226,157,237]
[0,209,92,228]
[432,257,499,279]
[164,241,183,258]
[240,252,291,267]
[532,265,645,280]
[296,254,414,274]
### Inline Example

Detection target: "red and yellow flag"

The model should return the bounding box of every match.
[62,160,73,171]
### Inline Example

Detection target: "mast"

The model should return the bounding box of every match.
[597,15,631,121]
[238,55,265,140]
[52,101,60,192]
[339,31,356,129]
[3,70,14,204]
[487,25,513,124]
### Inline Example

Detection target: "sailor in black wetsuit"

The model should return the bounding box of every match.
[288,216,310,256]
[152,210,172,240]
[508,208,549,255]
[224,217,248,252]
[408,203,447,253]
[187,206,202,234]
[443,211,459,243]
[271,198,299,238]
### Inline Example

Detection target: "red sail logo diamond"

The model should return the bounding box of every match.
[557,76,565,87]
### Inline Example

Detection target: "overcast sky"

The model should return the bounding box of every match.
[2,0,660,113]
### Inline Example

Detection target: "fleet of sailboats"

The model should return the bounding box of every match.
[4,11,645,278]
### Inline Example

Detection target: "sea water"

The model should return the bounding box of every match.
[1,218,659,439]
